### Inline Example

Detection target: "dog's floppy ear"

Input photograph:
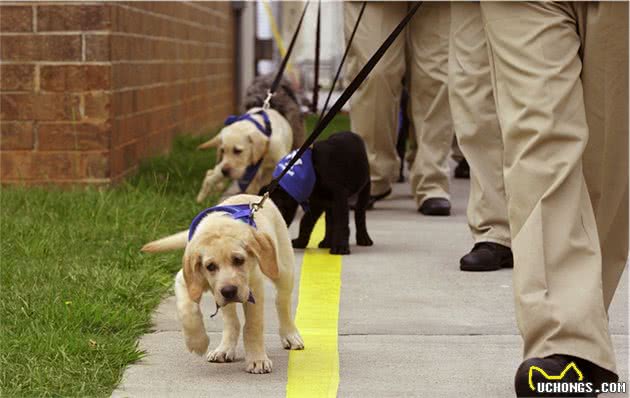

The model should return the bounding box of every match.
[248,132,269,164]
[182,252,208,302]
[197,133,222,150]
[247,230,279,279]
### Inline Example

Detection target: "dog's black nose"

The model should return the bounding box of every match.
[221,167,230,177]
[220,285,238,300]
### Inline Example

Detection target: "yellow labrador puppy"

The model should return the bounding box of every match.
[142,194,304,374]
[196,108,293,203]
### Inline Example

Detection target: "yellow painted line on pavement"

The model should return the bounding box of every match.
[287,216,342,398]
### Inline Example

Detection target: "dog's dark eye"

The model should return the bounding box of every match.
[233,256,244,266]
[206,262,218,272]
[233,148,243,155]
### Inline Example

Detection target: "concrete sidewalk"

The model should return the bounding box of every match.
[112,176,628,398]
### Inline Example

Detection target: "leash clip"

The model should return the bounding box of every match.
[250,192,269,214]
[262,90,274,110]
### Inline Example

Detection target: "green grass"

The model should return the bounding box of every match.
[0,113,349,397]
[0,132,223,397]
[305,112,350,141]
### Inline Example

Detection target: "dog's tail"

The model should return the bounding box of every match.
[141,231,188,253]
[197,134,221,150]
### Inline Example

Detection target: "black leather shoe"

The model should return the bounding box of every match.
[366,188,392,210]
[460,242,513,271]
[515,355,598,397]
[418,198,451,216]
[454,158,470,179]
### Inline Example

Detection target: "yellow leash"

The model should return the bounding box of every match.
[261,0,292,74]
[287,216,341,397]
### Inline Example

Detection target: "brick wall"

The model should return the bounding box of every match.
[109,2,235,181]
[0,2,236,184]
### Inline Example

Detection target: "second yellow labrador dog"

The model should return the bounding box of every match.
[142,194,304,374]
[195,108,293,203]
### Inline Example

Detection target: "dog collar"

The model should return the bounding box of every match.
[272,148,316,209]
[188,204,256,241]
[224,110,272,138]
[238,161,262,193]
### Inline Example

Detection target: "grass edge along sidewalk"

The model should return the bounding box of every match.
[0,114,349,397]
[0,131,224,397]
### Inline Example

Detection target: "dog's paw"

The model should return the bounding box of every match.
[318,238,331,248]
[207,345,237,363]
[330,243,350,255]
[245,356,273,374]
[356,234,373,246]
[280,330,304,350]
[292,238,308,249]
[185,331,209,356]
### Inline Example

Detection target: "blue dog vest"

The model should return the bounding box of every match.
[272,148,316,209]
[223,111,272,192]
[188,204,256,241]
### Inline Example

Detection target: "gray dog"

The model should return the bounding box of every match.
[243,74,305,149]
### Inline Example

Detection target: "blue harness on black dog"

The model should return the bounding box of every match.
[223,110,272,192]
[272,149,316,210]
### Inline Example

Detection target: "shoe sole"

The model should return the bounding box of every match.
[372,189,392,201]
[460,264,501,272]
[420,209,451,216]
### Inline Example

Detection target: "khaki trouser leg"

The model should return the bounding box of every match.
[410,100,464,169]
[481,2,627,376]
[579,2,629,310]
[407,2,453,206]
[344,2,406,196]
[448,2,510,247]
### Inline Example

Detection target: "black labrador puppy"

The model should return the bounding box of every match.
[262,131,373,255]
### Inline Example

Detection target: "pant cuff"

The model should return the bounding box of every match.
[371,183,392,197]
[473,236,511,248]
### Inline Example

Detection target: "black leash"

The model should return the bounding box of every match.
[318,1,366,121]
[264,1,310,109]
[253,1,422,211]
[311,0,321,113]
